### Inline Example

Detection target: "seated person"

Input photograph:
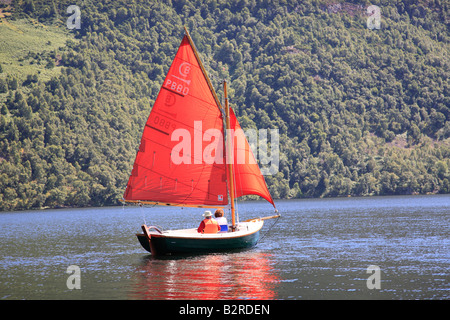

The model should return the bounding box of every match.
[214,209,228,232]
[197,210,220,234]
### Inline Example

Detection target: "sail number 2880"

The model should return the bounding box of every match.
[153,115,176,131]
[165,79,189,96]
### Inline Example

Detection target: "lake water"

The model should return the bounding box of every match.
[0,194,449,300]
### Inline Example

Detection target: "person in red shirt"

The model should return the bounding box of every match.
[197,211,220,233]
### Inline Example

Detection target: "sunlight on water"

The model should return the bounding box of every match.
[0,194,449,300]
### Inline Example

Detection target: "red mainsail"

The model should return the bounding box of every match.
[123,35,228,207]
[124,33,275,209]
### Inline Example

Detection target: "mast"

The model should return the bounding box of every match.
[224,80,236,231]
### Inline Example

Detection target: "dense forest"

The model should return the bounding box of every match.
[0,0,449,211]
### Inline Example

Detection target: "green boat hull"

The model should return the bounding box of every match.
[137,231,260,255]
[136,222,262,255]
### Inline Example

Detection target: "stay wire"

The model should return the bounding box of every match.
[256,214,281,245]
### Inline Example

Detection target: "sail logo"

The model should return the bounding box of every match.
[165,62,192,96]
[179,62,191,77]
[170,121,279,175]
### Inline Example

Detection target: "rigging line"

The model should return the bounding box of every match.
[256,215,281,245]
[139,202,147,226]
[138,200,159,225]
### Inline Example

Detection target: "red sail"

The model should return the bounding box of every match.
[123,35,228,207]
[229,109,275,208]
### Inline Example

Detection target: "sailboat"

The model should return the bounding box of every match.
[121,28,280,255]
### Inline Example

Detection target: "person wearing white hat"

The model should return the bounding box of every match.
[197,210,220,234]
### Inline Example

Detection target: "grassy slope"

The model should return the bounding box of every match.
[0,17,71,83]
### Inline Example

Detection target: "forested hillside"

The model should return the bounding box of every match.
[0,0,449,211]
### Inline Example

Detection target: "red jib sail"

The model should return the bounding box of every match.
[229,109,275,208]
[123,35,228,207]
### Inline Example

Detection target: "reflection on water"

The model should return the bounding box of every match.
[131,251,280,299]
[0,195,448,300]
